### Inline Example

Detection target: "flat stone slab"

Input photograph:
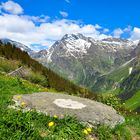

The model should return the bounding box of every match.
[12,92,124,127]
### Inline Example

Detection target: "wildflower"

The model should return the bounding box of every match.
[21,102,26,106]
[83,129,88,135]
[136,112,138,115]
[48,121,54,127]
[86,127,92,133]
[54,115,58,119]
[17,95,21,99]
[123,103,124,105]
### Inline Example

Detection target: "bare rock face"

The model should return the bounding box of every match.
[13,92,125,128]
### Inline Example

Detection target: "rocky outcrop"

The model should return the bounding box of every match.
[8,67,30,78]
[12,92,125,128]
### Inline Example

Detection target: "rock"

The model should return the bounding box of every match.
[13,92,125,128]
[8,66,30,78]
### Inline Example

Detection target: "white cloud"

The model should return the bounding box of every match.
[113,26,133,38]
[38,20,110,40]
[0,14,35,34]
[0,0,23,15]
[103,28,109,33]
[124,25,132,32]
[59,11,68,17]
[94,24,102,29]
[113,28,123,38]
[65,0,70,3]
[130,27,140,41]
[22,15,50,23]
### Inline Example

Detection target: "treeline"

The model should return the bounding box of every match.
[0,41,97,99]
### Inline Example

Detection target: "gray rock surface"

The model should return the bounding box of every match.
[13,92,125,128]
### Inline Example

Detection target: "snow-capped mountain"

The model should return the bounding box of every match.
[34,33,137,91]
[0,38,34,55]
[36,33,136,61]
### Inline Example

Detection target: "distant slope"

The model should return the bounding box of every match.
[93,57,136,93]
[93,43,140,112]
[119,44,140,101]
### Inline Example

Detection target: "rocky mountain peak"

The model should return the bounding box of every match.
[49,33,92,58]
[62,33,87,41]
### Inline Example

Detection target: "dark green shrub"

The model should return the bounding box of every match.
[97,94,123,111]
[26,72,48,87]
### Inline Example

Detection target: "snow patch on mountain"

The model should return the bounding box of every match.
[129,67,133,75]
[46,47,54,63]
[65,39,91,54]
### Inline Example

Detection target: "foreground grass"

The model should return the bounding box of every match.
[125,115,140,138]
[1,109,87,140]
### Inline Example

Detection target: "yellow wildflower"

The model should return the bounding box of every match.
[48,121,54,127]
[17,95,21,99]
[86,127,92,133]
[54,115,58,119]
[21,102,26,106]
[83,129,89,135]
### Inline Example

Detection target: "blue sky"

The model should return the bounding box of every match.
[17,0,140,29]
[0,0,140,51]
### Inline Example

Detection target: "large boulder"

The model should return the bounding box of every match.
[12,92,124,128]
